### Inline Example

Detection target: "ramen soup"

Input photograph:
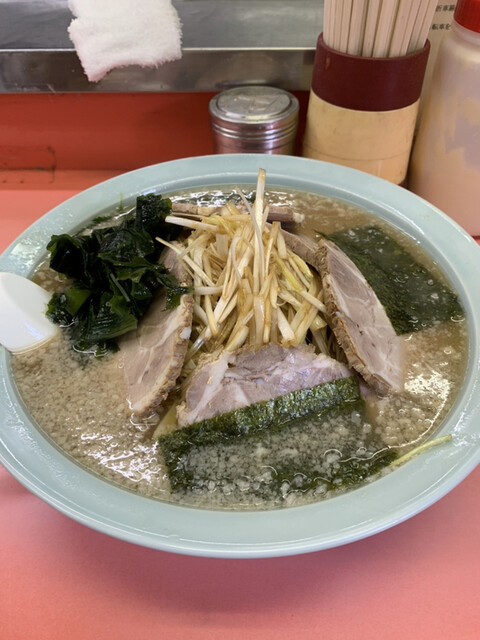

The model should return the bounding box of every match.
[11,184,468,510]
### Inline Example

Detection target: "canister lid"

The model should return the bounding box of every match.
[454,0,480,33]
[209,86,299,142]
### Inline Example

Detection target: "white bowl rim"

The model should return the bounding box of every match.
[1,153,479,558]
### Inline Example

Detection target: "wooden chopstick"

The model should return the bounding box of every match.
[323,0,334,47]
[372,0,399,58]
[362,0,381,57]
[333,0,344,51]
[347,0,368,55]
[339,0,353,53]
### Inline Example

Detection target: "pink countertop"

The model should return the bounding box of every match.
[1,172,480,640]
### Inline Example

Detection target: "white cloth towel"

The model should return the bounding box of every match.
[68,0,182,82]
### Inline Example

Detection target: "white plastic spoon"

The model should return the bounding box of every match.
[0,272,58,354]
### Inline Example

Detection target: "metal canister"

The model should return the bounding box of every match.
[209,86,299,155]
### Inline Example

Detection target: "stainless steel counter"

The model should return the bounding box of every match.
[0,0,322,92]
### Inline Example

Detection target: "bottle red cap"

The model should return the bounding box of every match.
[454,0,480,33]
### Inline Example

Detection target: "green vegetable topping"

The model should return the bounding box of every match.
[158,377,397,502]
[326,226,464,334]
[46,193,190,355]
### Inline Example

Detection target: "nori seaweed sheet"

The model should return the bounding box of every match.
[326,226,463,335]
[158,377,396,503]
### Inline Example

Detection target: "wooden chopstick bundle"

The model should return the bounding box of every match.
[323,0,438,58]
[407,0,438,53]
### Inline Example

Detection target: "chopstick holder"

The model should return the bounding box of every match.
[303,35,430,185]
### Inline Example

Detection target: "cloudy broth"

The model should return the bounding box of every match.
[11,187,468,510]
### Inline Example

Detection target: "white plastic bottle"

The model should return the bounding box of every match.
[409,0,480,236]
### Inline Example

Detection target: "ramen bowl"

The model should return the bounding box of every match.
[1,154,479,558]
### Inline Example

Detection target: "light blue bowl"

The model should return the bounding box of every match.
[1,154,480,558]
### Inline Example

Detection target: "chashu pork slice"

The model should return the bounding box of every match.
[281,228,323,273]
[120,246,193,416]
[176,343,352,427]
[318,238,404,395]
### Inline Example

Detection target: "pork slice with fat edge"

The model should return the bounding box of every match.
[120,245,193,416]
[318,238,404,395]
[176,343,352,427]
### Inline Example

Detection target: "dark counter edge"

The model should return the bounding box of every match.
[0,48,316,94]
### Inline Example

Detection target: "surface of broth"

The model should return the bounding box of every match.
[11,187,468,510]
